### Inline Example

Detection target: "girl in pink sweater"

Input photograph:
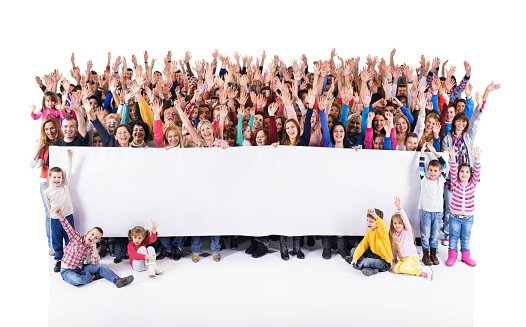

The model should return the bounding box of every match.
[389,197,433,280]
[127,220,164,277]
[445,147,482,267]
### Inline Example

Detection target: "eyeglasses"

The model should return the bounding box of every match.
[107,120,119,125]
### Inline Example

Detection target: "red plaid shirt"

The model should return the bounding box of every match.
[60,218,100,269]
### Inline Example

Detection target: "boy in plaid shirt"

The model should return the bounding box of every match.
[55,207,134,288]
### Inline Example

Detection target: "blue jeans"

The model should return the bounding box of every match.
[420,210,442,250]
[191,236,220,253]
[443,186,453,239]
[51,214,74,261]
[40,181,51,248]
[449,214,474,252]
[350,248,390,272]
[61,264,119,286]
[159,236,185,252]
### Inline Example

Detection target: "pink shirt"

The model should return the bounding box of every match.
[392,208,418,260]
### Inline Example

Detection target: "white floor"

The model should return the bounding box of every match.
[49,237,473,327]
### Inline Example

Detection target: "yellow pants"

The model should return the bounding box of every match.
[392,256,421,276]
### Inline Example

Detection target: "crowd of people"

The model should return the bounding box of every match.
[30,48,499,287]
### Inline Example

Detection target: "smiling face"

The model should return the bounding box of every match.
[132,125,145,143]
[456,101,465,112]
[454,119,467,135]
[44,121,57,140]
[61,118,78,141]
[115,126,131,146]
[200,122,214,141]
[285,121,298,140]
[167,130,180,147]
[253,114,264,129]
[44,95,55,109]
[373,114,385,132]
[85,228,102,245]
[49,171,63,187]
[425,117,437,133]
[459,165,472,183]
[332,125,345,144]
[275,118,283,133]
[164,108,178,126]
[404,136,418,151]
[255,129,267,146]
[396,117,408,134]
[373,135,384,150]
[427,164,442,181]
[347,119,361,135]
[392,217,404,233]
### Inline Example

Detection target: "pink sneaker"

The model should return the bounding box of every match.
[421,266,433,281]
[446,249,457,267]
[461,250,476,267]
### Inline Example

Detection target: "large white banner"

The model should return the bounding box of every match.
[49,146,447,237]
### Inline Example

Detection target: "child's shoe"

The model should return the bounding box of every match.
[442,239,449,246]
[430,248,440,265]
[213,252,221,262]
[422,249,432,266]
[192,253,199,263]
[148,262,157,277]
[446,249,458,266]
[49,247,55,256]
[461,250,476,267]
[362,268,379,276]
[54,261,61,273]
[421,266,434,281]
[115,275,134,288]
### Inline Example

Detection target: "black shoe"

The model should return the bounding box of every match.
[269,235,280,241]
[172,247,182,261]
[280,236,289,261]
[115,275,134,288]
[114,257,123,264]
[306,236,315,247]
[293,237,305,259]
[251,241,268,258]
[299,236,304,247]
[157,248,167,260]
[415,237,422,246]
[245,238,258,255]
[54,261,61,273]
[230,236,238,250]
[344,256,353,264]
[220,238,226,251]
[183,237,191,247]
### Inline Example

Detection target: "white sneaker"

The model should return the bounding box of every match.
[442,239,449,246]
[421,266,434,281]
[148,262,157,277]
[49,248,55,256]
[155,266,164,275]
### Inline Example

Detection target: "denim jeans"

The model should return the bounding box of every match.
[51,214,74,261]
[448,214,474,252]
[159,236,185,252]
[350,248,391,272]
[61,264,119,286]
[40,181,51,248]
[191,236,221,253]
[443,186,453,239]
[420,210,442,250]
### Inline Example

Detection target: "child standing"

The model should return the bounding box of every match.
[418,142,448,265]
[55,207,134,288]
[346,208,392,276]
[390,196,433,280]
[44,149,75,273]
[127,220,164,277]
[445,147,482,267]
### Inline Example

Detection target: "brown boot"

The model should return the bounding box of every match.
[422,249,432,266]
[430,248,440,265]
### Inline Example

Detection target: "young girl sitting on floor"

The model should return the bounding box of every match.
[127,220,164,277]
[390,196,433,280]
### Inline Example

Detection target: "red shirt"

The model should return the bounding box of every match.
[127,232,158,267]
[60,217,100,269]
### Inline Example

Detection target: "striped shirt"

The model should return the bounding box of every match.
[449,159,481,215]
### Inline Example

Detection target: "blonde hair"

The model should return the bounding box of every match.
[418,112,440,146]
[163,125,184,148]
[128,226,150,242]
[196,120,216,147]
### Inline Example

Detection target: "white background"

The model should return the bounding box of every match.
[1,0,523,326]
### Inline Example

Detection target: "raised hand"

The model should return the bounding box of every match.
[151,220,159,234]
[464,61,471,77]
[447,147,457,160]
[394,196,402,211]
[473,146,482,160]
[433,121,441,138]
[267,102,278,116]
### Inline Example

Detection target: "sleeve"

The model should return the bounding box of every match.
[431,94,439,115]
[248,115,254,131]
[399,208,412,233]
[59,215,82,244]
[464,97,474,121]
[472,159,481,185]
[390,128,397,150]
[400,105,414,125]
[364,127,373,149]
[120,104,130,124]
[352,233,370,260]
[419,155,426,180]
[319,110,333,148]
[127,243,145,261]
[153,119,164,148]
[340,103,350,125]
[268,116,278,144]
[439,95,448,138]
[299,108,313,146]
[296,100,306,116]
[236,114,244,146]
[449,159,458,182]
[450,76,470,103]
[433,136,441,152]
[414,114,425,140]
[137,98,154,134]
[359,105,370,141]
[90,249,100,266]
[103,90,113,110]
[91,117,113,147]
[467,106,482,140]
